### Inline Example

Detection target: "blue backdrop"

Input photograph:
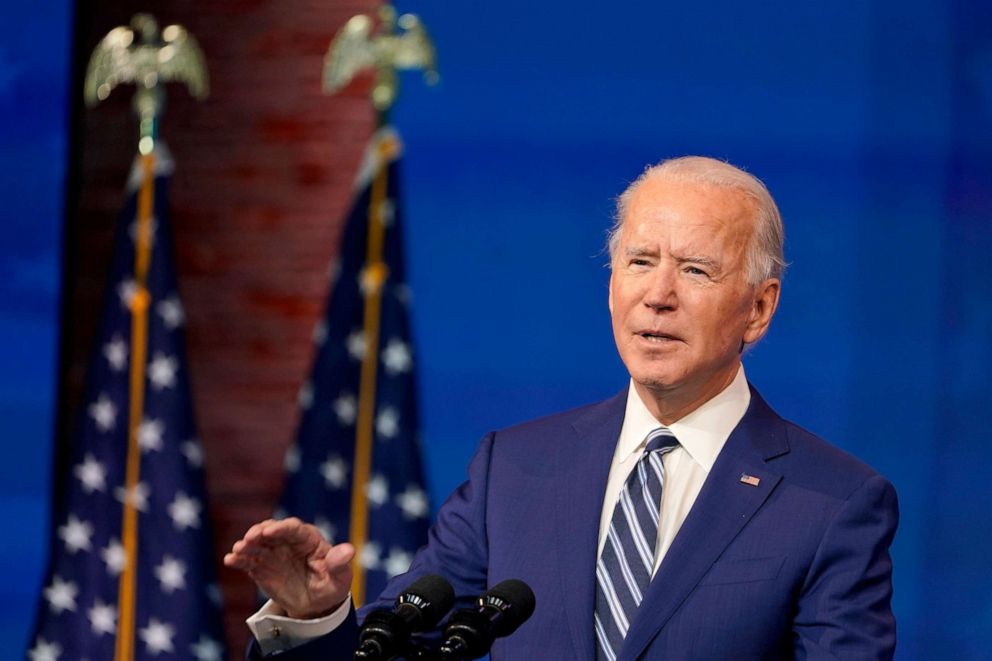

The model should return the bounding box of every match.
[0,0,72,654]
[2,0,990,658]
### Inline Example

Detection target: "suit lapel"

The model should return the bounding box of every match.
[555,391,627,661]
[620,388,790,661]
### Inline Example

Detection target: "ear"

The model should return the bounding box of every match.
[742,278,780,344]
[608,270,615,314]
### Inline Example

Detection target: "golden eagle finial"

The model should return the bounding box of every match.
[84,14,209,152]
[323,5,438,112]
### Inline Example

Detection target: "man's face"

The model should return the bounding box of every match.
[609,176,780,418]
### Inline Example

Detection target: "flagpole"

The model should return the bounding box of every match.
[115,28,162,660]
[114,149,154,661]
[325,3,436,606]
[349,125,390,606]
[82,14,209,659]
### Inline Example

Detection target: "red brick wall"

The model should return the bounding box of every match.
[67,2,377,655]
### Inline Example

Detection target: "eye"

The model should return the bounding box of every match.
[684,265,709,277]
[628,258,652,270]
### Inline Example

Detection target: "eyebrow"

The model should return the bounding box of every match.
[674,254,722,271]
[622,246,657,258]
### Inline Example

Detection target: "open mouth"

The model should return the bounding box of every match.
[637,331,680,343]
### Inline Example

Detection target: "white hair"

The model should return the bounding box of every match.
[608,156,787,284]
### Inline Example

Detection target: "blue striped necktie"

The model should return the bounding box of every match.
[594,427,680,661]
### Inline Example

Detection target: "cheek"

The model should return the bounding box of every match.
[610,285,636,320]
[699,299,751,344]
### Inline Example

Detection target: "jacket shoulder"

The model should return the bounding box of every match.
[746,387,892,498]
[778,416,892,499]
[491,390,626,441]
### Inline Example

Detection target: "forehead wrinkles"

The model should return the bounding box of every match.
[622,182,755,260]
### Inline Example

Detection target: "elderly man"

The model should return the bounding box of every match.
[226,156,898,660]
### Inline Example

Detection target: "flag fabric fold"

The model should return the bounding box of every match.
[278,126,430,605]
[29,146,227,661]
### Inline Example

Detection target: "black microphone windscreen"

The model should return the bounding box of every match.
[398,574,456,626]
[483,579,536,636]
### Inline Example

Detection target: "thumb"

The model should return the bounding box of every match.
[323,543,356,575]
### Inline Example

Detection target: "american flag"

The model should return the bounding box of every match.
[28,148,227,661]
[278,127,430,604]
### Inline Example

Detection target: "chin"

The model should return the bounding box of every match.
[629,368,686,393]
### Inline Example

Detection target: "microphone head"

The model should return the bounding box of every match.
[396,574,456,627]
[481,579,536,637]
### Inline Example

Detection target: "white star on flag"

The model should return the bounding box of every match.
[139,618,176,654]
[396,486,429,519]
[103,335,128,371]
[334,393,357,425]
[382,339,412,375]
[156,295,185,329]
[88,394,117,432]
[154,556,187,593]
[128,216,158,245]
[346,330,366,361]
[181,439,204,468]
[190,634,224,661]
[138,418,165,452]
[312,320,327,345]
[147,353,178,390]
[359,542,381,570]
[384,548,413,577]
[114,481,150,512]
[101,538,126,576]
[88,599,117,636]
[320,456,348,490]
[366,474,389,506]
[284,445,301,473]
[58,515,93,554]
[376,407,400,439]
[117,278,138,308]
[314,516,336,544]
[298,381,314,410]
[168,492,202,530]
[43,576,78,614]
[74,454,107,493]
[28,638,61,661]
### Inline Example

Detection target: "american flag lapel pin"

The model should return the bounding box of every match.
[739,473,761,487]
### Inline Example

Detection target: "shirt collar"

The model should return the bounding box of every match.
[616,364,751,472]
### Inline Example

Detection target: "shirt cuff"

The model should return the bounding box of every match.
[246,597,352,656]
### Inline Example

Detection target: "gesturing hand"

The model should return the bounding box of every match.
[224,517,355,619]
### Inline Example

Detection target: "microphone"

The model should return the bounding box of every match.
[354,574,455,660]
[438,579,536,660]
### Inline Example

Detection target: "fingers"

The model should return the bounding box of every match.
[224,518,334,571]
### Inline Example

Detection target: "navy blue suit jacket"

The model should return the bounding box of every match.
[252,387,898,660]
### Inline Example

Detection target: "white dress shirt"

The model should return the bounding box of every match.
[598,365,750,573]
[249,365,751,652]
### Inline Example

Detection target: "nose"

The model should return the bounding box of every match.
[643,264,677,311]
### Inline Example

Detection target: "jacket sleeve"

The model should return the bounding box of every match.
[792,474,899,660]
[370,431,494,610]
